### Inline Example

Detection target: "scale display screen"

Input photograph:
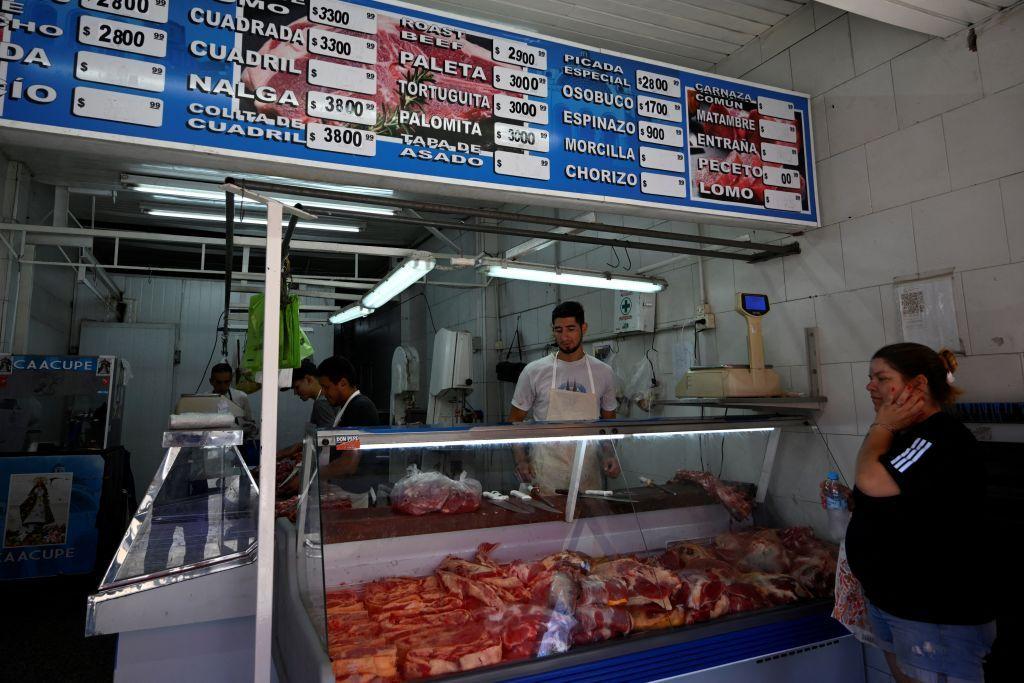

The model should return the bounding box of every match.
[741,294,769,314]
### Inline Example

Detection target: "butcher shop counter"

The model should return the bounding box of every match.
[273,416,863,682]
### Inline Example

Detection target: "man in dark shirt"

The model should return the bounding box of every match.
[277,359,336,461]
[316,355,381,507]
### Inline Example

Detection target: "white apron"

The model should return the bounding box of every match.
[531,354,603,492]
[331,390,370,508]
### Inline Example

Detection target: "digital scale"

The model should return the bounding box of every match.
[677,293,783,398]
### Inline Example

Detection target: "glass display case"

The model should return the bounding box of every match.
[87,429,258,636]
[277,416,858,683]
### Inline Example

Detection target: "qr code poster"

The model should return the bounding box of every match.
[894,277,962,352]
[3,473,74,548]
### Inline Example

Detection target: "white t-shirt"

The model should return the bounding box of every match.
[511,354,618,421]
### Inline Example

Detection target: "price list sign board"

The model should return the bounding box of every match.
[0,0,819,229]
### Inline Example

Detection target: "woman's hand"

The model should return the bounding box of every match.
[874,384,927,432]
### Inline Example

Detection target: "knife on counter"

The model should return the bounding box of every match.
[509,489,561,513]
[639,476,678,496]
[555,488,639,503]
[483,491,534,514]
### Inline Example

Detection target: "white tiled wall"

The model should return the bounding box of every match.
[400,4,1024,550]
[704,2,1024,543]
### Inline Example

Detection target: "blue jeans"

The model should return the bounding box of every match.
[867,603,996,682]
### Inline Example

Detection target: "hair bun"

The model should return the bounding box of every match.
[937,348,959,374]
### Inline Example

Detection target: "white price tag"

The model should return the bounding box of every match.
[492,38,547,71]
[493,95,547,125]
[494,122,549,152]
[763,166,801,189]
[641,172,687,199]
[78,15,167,59]
[75,51,165,93]
[637,95,682,123]
[72,86,163,127]
[635,69,680,98]
[307,59,377,95]
[764,189,803,212]
[494,151,550,181]
[80,0,169,24]
[638,120,684,148]
[757,96,795,121]
[308,0,377,34]
[307,123,376,157]
[308,28,377,65]
[306,91,376,126]
[760,142,799,165]
[639,146,685,173]
[493,66,547,97]
[759,118,797,143]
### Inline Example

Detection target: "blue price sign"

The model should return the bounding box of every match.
[0,0,818,228]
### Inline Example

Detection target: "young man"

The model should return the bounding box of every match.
[509,301,620,492]
[277,359,337,460]
[317,355,380,507]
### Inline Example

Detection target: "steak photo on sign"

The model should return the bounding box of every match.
[239,5,527,152]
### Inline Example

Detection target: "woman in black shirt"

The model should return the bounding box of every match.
[845,343,996,682]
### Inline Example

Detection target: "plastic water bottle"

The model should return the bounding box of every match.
[823,471,850,542]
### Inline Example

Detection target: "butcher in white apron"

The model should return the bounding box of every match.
[509,301,621,493]
[528,354,605,491]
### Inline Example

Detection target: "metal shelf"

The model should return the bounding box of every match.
[654,396,827,415]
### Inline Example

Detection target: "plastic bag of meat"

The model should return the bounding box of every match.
[391,466,482,516]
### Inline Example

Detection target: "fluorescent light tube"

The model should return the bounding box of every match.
[356,433,626,451]
[483,263,665,293]
[329,305,374,324]
[361,253,435,309]
[144,208,360,233]
[133,183,393,215]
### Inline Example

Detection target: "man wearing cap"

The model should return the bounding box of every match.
[277,359,336,460]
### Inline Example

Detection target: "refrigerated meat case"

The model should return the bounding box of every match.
[276,416,862,682]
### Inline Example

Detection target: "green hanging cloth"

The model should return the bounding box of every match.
[242,294,314,372]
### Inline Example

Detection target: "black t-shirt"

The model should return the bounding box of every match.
[333,392,379,428]
[328,392,383,493]
[310,395,336,429]
[845,411,995,625]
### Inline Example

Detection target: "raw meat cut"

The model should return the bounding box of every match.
[327,588,366,615]
[670,469,754,520]
[738,572,810,605]
[714,528,790,573]
[578,575,631,607]
[589,558,679,610]
[528,571,578,615]
[391,468,481,516]
[573,605,633,644]
[629,604,686,631]
[325,530,836,680]
[482,605,575,659]
[330,642,397,681]
[673,572,729,624]
[402,630,502,679]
